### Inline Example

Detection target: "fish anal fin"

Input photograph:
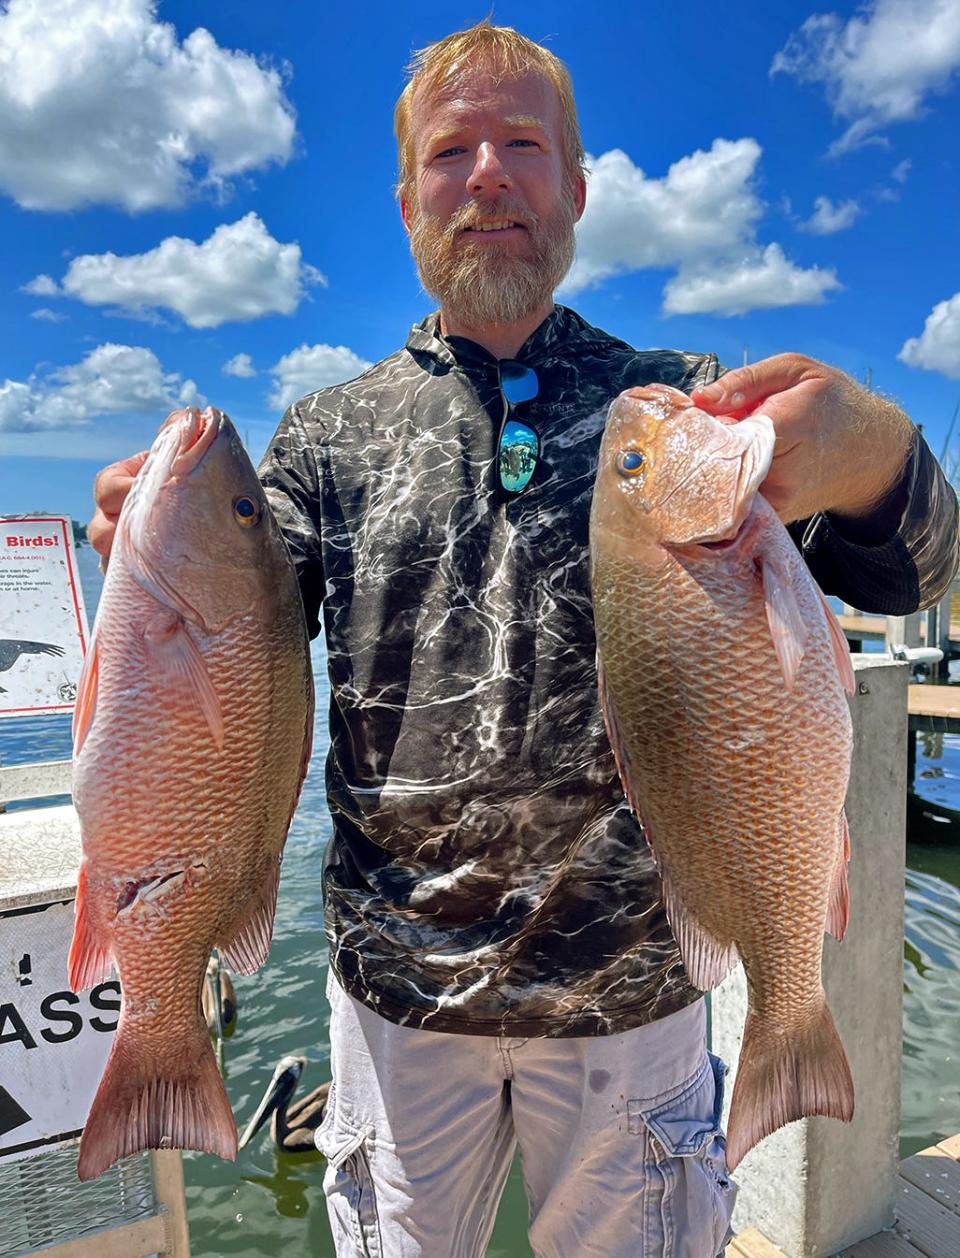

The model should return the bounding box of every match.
[759,552,809,691]
[219,859,281,976]
[817,587,856,695]
[77,1015,236,1180]
[724,998,854,1172]
[661,869,738,991]
[68,864,114,992]
[826,811,851,942]
[143,613,224,751]
[72,633,100,755]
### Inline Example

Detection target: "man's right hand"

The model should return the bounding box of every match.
[88,450,150,562]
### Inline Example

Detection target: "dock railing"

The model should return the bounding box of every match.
[0,760,191,1258]
[712,656,909,1257]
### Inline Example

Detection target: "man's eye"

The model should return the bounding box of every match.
[508,139,539,148]
[434,146,465,159]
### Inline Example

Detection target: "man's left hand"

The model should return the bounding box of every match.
[691,353,914,525]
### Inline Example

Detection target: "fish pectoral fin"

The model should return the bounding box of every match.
[218,858,281,975]
[826,810,851,941]
[68,863,114,992]
[72,631,100,754]
[817,586,856,695]
[661,867,738,991]
[759,552,809,690]
[143,613,224,751]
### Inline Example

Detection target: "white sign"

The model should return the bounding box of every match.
[0,899,117,1162]
[0,515,90,719]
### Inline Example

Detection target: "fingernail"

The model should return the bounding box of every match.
[729,391,746,408]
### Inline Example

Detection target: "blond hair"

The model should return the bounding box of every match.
[394,20,586,201]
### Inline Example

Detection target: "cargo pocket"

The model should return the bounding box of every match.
[630,1053,737,1258]
[316,1086,383,1258]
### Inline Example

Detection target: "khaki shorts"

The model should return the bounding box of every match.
[317,975,736,1258]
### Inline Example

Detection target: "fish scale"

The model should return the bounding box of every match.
[590,384,855,1170]
[70,406,312,1181]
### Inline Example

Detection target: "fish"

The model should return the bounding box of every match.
[589,383,856,1170]
[69,405,313,1181]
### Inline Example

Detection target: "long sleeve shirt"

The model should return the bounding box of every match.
[259,305,959,1037]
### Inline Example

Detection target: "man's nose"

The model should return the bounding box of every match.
[467,142,513,198]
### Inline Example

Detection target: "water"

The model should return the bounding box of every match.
[3,547,960,1255]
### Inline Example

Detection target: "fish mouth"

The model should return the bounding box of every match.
[681,511,762,556]
[160,406,224,477]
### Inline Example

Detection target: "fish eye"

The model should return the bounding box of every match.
[616,450,645,476]
[233,496,261,527]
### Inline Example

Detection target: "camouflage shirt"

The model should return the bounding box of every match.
[259,305,959,1037]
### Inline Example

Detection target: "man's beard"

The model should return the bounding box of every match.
[408,191,576,327]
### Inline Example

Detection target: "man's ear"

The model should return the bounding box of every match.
[572,173,587,222]
[400,191,413,236]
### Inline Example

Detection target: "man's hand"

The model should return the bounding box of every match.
[87,450,150,563]
[691,353,914,526]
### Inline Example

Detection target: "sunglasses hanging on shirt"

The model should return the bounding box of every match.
[496,361,540,496]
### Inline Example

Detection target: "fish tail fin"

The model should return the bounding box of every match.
[724,997,854,1171]
[77,1015,236,1181]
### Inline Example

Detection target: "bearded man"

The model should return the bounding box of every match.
[90,20,958,1258]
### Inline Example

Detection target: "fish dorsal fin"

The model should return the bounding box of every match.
[143,612,224,751]
[219,858,281,975]
[826,810,851,941]
[72,631,100,755]
[817,587,856,696]
[759,552,809,690]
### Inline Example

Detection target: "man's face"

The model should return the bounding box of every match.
[401,68,586,327]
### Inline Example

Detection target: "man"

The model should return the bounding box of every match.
[89,21,958,1258]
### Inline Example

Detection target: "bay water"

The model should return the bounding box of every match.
[2,545,958,1255]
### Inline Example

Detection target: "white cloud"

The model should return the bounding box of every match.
[899,293,960,379]
[27,214,325,329]
[0,343,206,432]
[799,195,860,234]
[29,307,67,323]
[771,0,960,155]
[562,138,838,317]
[268,344,372,412]
[892,158,912,183]
[223,353,257,378]
[663,245,841,317]
[0,0,296,212]
[22,274,59,296]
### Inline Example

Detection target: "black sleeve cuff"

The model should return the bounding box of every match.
[793,429,959,614]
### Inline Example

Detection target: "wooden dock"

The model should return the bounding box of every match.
[908,684,960,734]
[728,1133,960,1258]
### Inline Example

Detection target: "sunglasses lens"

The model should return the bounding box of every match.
[499,419,539,493]
[500,362,539,406]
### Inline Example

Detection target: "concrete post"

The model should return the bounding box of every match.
[885,612,923,652]
[710,657,908,1258]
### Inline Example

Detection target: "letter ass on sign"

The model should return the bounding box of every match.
[0,901,118,1163]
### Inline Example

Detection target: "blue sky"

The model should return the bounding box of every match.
[2,0,959,525]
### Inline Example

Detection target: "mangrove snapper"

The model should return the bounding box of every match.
[589,384,855,1170]
[70,406,313,1181]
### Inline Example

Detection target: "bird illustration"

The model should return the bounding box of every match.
[238,1056,330,1154]
[0,639,65,692]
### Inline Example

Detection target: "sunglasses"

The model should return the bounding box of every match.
[496,360,540,496]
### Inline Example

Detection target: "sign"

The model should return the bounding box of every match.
[0,516,90,719]
[0,899,118,1162]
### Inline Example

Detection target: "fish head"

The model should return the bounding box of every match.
[119,406,289,631]
[592,384,776,552]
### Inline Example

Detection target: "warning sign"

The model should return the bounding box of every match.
[0,516,90,719]
[0,900,117,1162]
